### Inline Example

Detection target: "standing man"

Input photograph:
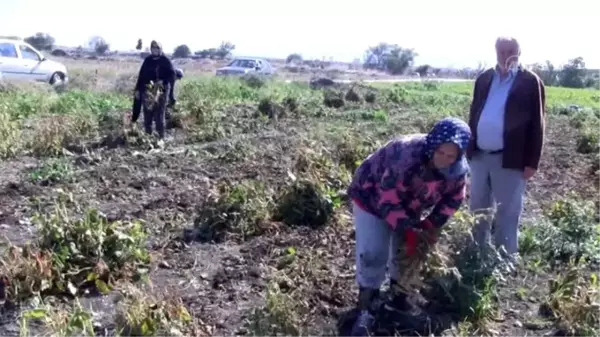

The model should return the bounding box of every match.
[467,37,546,260]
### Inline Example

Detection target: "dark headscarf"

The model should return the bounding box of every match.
[423,117,472,178]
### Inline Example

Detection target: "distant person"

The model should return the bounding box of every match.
[467,36,546,261]
[132,67,183,125]
[131,40,175,139]
[346,117,472,336]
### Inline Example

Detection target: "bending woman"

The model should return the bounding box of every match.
[347,117,471,336]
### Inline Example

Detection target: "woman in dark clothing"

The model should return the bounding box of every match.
[131,67,183,129]
[131,40,175,139]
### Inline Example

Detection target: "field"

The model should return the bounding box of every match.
[0,60,599,337]
[57,55,412,93]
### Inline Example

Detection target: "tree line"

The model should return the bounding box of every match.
[6,33,598,89]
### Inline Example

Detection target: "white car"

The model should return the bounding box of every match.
[216,58,276,76]
[0,38,68,85]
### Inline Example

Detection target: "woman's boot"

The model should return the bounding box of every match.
[384,279,421,314]
[350,287,379,336]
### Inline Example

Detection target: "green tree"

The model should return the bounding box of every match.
[363,42,417,75]
[559,57,587,88]
[173,44,191,58]
[24,33,55,51]
[215,41,235,59]
[415,64,430,77]
[88,36,109,55]
[286,53,303,64]
[530,61,558,86]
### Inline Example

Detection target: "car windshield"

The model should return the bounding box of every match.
[228,59,258,68]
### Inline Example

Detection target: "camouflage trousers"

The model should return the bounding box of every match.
[354,201,439,295]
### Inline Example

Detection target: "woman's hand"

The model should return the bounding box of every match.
[404,219,440,257]
[417,219,438,245]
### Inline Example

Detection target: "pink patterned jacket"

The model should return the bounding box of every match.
[347,134,467,230]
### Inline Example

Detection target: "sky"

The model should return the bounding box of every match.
[1,0,598,69]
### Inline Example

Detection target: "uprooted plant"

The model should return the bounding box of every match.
[25,114,98,157]
[246,281,308,336]
[143,81,164,112]
[102,123,164,150]
[246,245,349,336]
[19,284,204,337]
[294,144,352,185]
[19,299,96,337]
[0,199,150,303]
[114,284,204,337]
[273,178,337,229]
[191,179,276,243]
[539,259,600,336]
[333,136,380,174]
[421,210,512,335]
[191,145,354,242]
[272,145,352,228]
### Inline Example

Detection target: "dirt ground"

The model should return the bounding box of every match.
[0,81,598,336]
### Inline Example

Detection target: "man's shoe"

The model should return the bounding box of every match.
[350,309,375,336]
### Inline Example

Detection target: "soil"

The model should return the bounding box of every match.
[0,87,597,336]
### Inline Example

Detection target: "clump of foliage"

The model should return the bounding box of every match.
[293,145,351,188]
[241,74,267,89]
[540,261,600,336]
[576,128,599,154]
[114,285,200,336]
[20,300,96,337]
[0,197,150,303]
[422,211,512,335]
[25,114,98,157]
[29,158,74,186]
[334,137,378,174]
[257,97,284,120]
[274,179,336,228]
[0,111,21,158]
[192,180,275,243]
[323,90,345,108]
[519,197,600,265]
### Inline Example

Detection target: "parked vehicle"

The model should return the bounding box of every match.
[216,57,275,76]
[0,38,69,85]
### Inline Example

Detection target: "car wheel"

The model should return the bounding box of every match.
[49,72,64,85]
